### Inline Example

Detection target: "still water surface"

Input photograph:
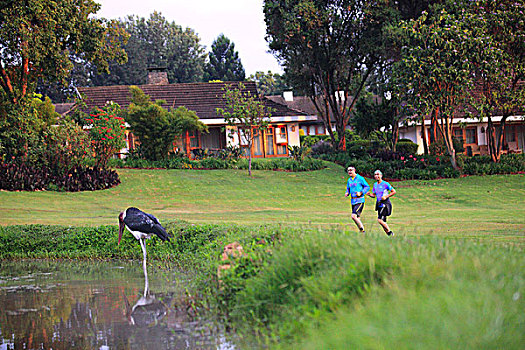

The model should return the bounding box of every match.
[0,260,233,350]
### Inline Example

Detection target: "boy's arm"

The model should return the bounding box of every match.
[362,178,370,195]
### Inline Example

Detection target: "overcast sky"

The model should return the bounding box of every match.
[95,0,284,76]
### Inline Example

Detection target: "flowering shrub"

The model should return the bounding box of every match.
[86,103,126,168]
[40,119,90,176]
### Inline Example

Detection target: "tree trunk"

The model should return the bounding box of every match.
[486,116,507,163]
[449,149,458,169]
[441,115,459,170]
[248,154,252,176]
[337,128,346,151]
[487,118,497,162]
[421,123,429,155]
[494,115,508,163]
[391,115,400,152]
[248,138,253,176]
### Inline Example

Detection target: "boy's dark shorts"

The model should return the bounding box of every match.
[351,203,364,217]
[376,201,392,221]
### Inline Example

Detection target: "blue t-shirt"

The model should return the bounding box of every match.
[372,181,393,207]
[346,174,370,205]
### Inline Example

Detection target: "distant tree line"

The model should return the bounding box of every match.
[36,12,250,102]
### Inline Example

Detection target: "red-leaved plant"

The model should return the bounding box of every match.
[87,103,126,168]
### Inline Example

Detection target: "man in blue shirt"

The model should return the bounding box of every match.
[368,169,396,236]
[345,166,370,233]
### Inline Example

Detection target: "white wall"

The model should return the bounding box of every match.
[399,126,425,154]
[287,123,300,147]
[226,125,239,147]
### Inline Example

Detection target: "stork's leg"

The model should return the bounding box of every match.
[140,238,149,297]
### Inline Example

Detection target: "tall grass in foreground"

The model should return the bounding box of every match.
[224,229,524,349]
[0,224,523,349]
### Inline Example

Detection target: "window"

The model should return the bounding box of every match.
[238,128,249,146]
[201,127,222,149]
[188,130,200,148]
[465,128,477,144]
[265,128,275,156]
[453,128,463,141]
[275,126,287,144]
[505,126,516,142]
[253,129,264,156]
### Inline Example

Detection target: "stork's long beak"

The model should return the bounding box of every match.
[118,220,124,245]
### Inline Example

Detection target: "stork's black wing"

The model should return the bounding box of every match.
[124,207,170,241]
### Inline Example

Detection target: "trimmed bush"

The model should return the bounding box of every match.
[300,135,332,148]
[396,140,418,155]
[0,163,120,191]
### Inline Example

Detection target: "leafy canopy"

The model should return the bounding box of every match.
[395,3,485,169]
[263,0,399,150]
[248,71,289,96]
[0,0,127,104]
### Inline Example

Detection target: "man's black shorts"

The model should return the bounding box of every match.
[376,200,392,221]
[352,202,364,217]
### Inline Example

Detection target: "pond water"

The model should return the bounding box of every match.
[0,260,234,350]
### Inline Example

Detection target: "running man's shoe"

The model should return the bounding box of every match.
[387,231,394,236]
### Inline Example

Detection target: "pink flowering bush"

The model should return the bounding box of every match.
[86,103,126,168]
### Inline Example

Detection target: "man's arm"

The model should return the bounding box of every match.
[361,177,370,196]
[382,187,396,200]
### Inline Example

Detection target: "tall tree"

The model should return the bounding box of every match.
[91,12,207,86]
[0,0,127,105]
[216,83,271,176]
[396,5,484,170]
[467,0,525,163]
[264,0,399,150]
[204,34,245,82]
[248,71,288,96]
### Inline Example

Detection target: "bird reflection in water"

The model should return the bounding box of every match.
[123,263,196,331]
[123,291,168,327]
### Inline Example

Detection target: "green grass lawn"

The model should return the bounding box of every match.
[1,163,524,241]
[1,163,524,348]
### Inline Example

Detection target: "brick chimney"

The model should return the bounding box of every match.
[147,67,169,85]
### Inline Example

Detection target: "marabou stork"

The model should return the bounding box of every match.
[118,207,171,295]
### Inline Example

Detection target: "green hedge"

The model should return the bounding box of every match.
[316,152,523,180]
[396,140,419,155]
[108,156,326,172]
[462,154,525,175]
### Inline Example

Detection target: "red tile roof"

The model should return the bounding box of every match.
[78,81,305,119]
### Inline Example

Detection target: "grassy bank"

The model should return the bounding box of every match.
[0,223,523,348]
[1,166,524,242]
